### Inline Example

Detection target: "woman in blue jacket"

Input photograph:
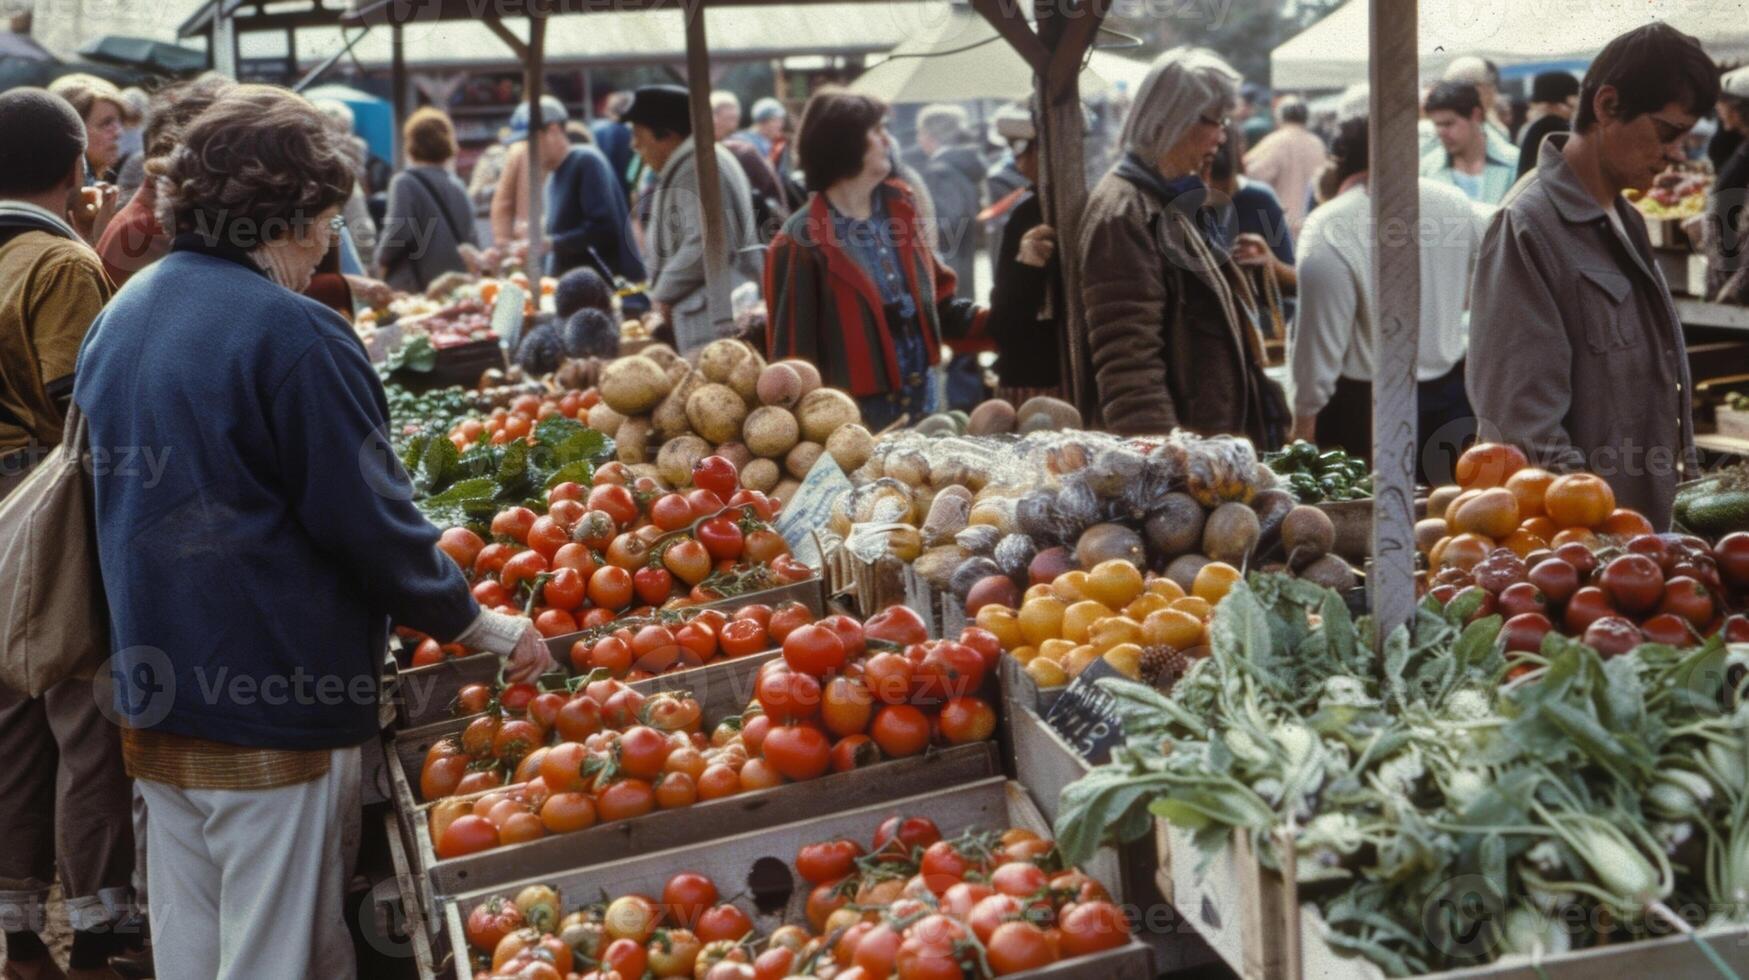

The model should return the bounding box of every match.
[73,86,552,979]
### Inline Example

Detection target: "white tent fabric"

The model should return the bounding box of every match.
[1272,0,1749,91]
[848,5,1116,104]
[234,4,948,69]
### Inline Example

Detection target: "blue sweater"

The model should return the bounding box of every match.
[73,241,478,750]
[546,145,645,283]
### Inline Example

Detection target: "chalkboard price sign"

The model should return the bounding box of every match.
[1042,658,1127,764]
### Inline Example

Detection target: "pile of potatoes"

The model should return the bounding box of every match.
[586,339,874,501]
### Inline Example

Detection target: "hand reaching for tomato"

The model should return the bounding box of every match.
[504,622,557,683]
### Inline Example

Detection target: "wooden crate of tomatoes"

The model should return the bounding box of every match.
[439,777,1151,980]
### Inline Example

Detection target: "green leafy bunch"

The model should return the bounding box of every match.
[1054,573,1749,974]
[401,415,615,532]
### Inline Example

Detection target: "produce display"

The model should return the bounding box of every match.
[588,338,873,503]
[1263,441,1371,503]
[1676,464,1749,538]
[1416,443,1745,653]
[418,607,1001,856]
[460,814,1132,979]
[1060,573,1749,975]
[833,429,1356,609]
[907,394,1086,438]
[975,559,1223,688]
[1625,168,1709,219]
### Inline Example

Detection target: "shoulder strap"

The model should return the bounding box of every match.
[405,169,467,250]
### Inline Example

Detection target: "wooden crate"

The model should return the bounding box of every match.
[824,538,962,636]
[1154,822,1292,980]
[392,577,827,729]
[1718,406,1749,441]
[438,777,1154,980]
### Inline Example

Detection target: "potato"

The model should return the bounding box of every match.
[825,423,874,472]
[728,351,765,406]
[599,356,671,414]
[780,359,822,398]
[713,440,754,473]
[640,343,681,370]
[744,406,801,458]
[585,400,626,439]
[757,363,803,408]
[699,338,754,384]
[629,463,663,484]
[685,383,748,446]
[657,434,712,487]
[967,399,1017,436]
[741,457,781,493]
[795,388,861,443]
[652,370,703,441]
[772,478,802,505]
[615,417,653,465]
[785,441,824,480]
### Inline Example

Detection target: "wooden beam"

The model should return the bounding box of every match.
[684,0,734,350]
[1368,0,1419,641]
[1034,0,1098,421]
[525,14,547,266]
[1044,0,1105,98]
[391,22,408,169]
[967,0,1047,73]
[483,16,530,61]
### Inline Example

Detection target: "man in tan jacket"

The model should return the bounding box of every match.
[1468,23,1718,528]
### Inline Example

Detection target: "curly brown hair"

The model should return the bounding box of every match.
[158,85,353,249]
[404,106,457,164]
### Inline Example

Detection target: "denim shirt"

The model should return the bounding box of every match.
[829,192,917,320]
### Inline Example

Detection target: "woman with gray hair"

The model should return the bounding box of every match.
[1079,47,1287,444]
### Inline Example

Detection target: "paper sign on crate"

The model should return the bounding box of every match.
[490,283,527,352]
[1042,659,1127,764]
[775,453,853,567]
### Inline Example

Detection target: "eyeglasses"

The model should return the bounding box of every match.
[1009,138,1033,156]
[329,215,345,233]
[1199,113,1232,129]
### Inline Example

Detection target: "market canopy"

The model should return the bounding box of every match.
[197,2,948,68]
[1271,0,1749,91]
[78,34,208,73]
[848,4,1118,104]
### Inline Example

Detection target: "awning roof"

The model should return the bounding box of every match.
[1271,0,1749,91]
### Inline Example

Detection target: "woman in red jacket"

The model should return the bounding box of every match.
[763,89,985,431]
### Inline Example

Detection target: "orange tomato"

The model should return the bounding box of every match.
[1439,533,1494,571]
[1599,508,1655,540]
[1519,515,1558,541]
[1505,467,1555,518]
[1544,474,1616,529]
[1551,526,1598,549]
[1455,442,1529,489]
[1502,529,1548,558]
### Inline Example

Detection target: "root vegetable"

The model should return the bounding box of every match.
[685,383,748,445]
[657,435,712,487]
[586,401,626,439]
[967,399,1017,435]
[773,478,802,504]
[785,441,824,480]
[757,363,803,408]
[825,424,874,472]
[781,359,822,397]
[599,356,671,414]
[796,388,861,443]
[741,458,780,492]
[699,339,753,384]
[615,417,652,464]
[1281,506,1336,568]
[652,371,702,440]
[713,440,754,472]
[744,406,801,458]
[1202,502,1261,566]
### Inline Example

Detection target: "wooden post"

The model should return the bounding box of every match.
[1036,0,1104,423]
[391,22,408,169]
[684,0,734,346]
[526,14,548,268]
[212,8,237,78]
[1368,0,1419,642]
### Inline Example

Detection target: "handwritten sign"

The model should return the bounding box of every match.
[775,453,854,568]
[1042,658,1126,764]
[491,282,527,352]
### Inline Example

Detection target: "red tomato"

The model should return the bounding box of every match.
[551,542,597,578]
[595,779,656,821]
[796,839,864,884]
[474,542,516,579]
[1717,532,1749,589]
[957,627,1003,672]
[831,734,881,772]
[1599,554,1664,615]
[696,904,754,944]
[675,622,718,662]
[762,724,831,781]
[533,608,578,638]
[987,921,1057,975]
[650,493,696,532]
[526,516,569,558]
[634,565,676,606]
[697,516,745,561]
[821,676,874,738]
[863,652,915,705]
[500,550,550,592]
[410,638,444,667]
[783,624,848,677]
[919,841,977,895]
[1553,541,1599,578]
[438,527,486,570]
[664,539,714,587]
[1502,612,1553,654]
[719,618,770,657]
[728,488,777,521]
[687,488,727,517]
[1584,615,1642,657]
[555,696,603,740]
[871,705,931,758]
[663,872,719,928]
[942,882,994,920]
[573,510,618,550]
[1527,558,1580,605]
[865,606,930,647]
[471,579,511,608]
[1640,612,1696,647]
[631,626,682,674]
[588,565,634,610]
[734,604,773,628]
[1658,575,1715,627]
[692,456,739,498]
[1563,586,1614,634]
[543,567,586,610]
[436,814,499,858]
[587,484,639,527]
[464,896,523,953]
[755,667,822,722]
[818,615,867,659]
[490,506,537,544]
[937,696,996,745]
[1058,901,1130,956]
[547,481,585,504]
[1495,582,1547,620]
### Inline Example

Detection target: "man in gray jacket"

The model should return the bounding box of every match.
[625,86,759,353]
[1468,23,1718,528]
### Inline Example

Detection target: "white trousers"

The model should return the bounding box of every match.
[137,746,361,980]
